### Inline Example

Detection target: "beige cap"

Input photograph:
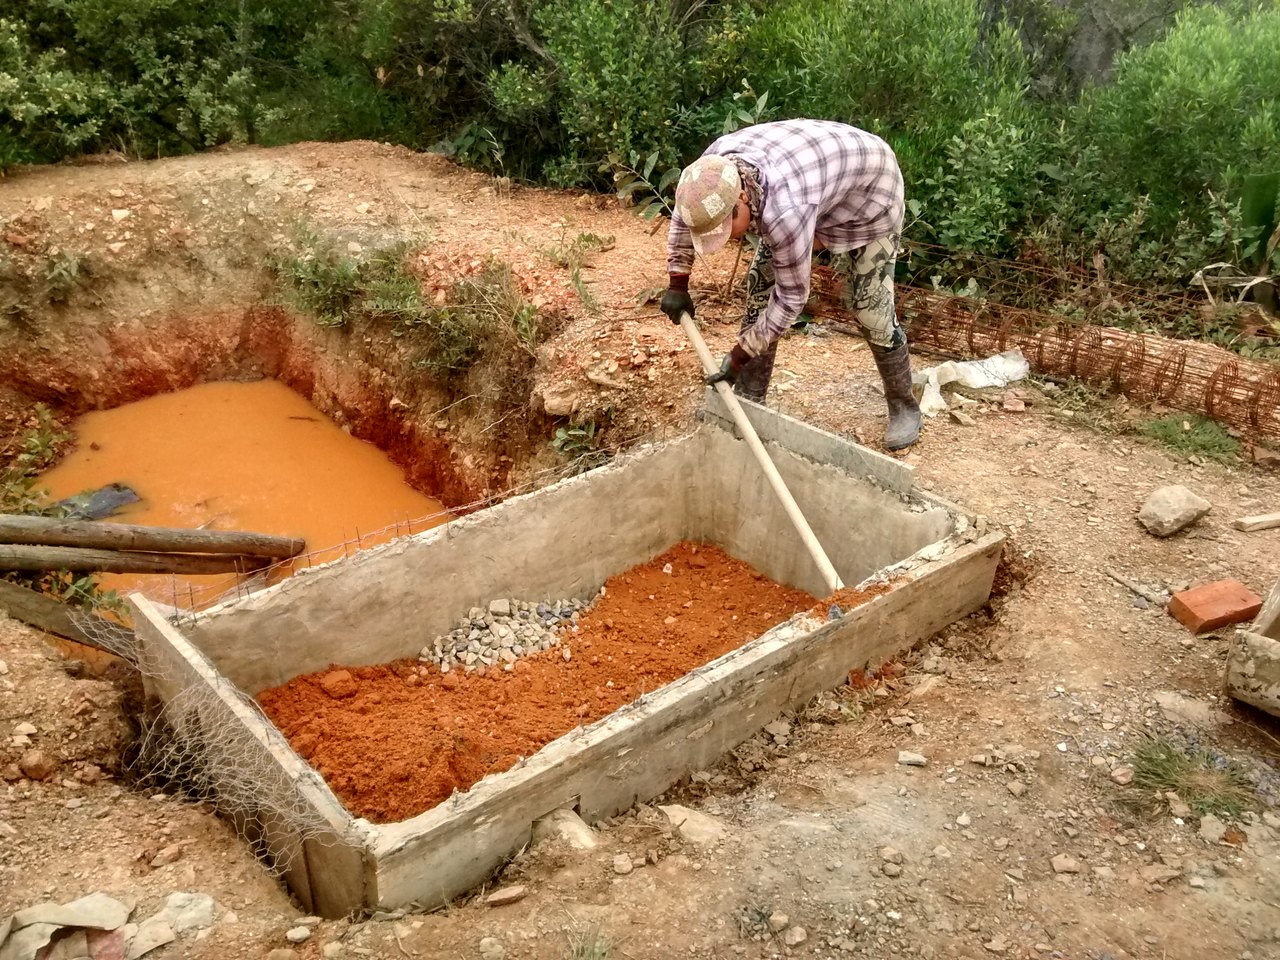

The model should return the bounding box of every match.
[673,155,741,255]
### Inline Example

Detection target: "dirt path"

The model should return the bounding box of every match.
[2,142,1279,960]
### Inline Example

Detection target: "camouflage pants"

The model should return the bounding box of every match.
[735,234,902,403]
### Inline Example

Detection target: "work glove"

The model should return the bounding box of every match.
[660,274,694,324]
[705,344,752,387]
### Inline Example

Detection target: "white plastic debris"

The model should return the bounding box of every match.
[913,349,1030,417]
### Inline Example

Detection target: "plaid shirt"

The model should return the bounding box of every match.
[668,119,904,353]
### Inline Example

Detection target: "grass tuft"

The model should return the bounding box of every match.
[1131,736,1255,820]
[1137,413,1241,462]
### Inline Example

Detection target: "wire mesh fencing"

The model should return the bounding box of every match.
[809,263,1280,444]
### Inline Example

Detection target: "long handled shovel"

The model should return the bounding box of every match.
[678,312,844,595]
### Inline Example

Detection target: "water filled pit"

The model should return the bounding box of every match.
[131,394,1005,915]
[35,379,449,607]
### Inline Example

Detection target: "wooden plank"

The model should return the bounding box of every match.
[0,579,116,650]
[368,532,1002,909]
[129,596,365,917]
[0,514,304,558]
[1232,512,1280,533]
[0,545,269,575]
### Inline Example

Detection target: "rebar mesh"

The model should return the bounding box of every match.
[810,265,1280,443]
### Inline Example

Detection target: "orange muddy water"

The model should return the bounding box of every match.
[37,380,448,607]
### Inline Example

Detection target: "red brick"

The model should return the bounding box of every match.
[1168,579,1263,633]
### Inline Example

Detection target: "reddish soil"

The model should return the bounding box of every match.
[258,542,817,822]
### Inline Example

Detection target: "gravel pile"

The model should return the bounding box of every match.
[418,596,592,673]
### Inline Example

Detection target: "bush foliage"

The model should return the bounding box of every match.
[4,0,1280,294]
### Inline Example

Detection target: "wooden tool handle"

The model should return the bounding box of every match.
[678,313,844,595]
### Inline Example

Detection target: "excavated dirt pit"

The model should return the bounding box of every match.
[259,541,827,823]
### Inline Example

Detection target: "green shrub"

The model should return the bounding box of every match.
[744,0,1032,187]
[1079,5,1280,230]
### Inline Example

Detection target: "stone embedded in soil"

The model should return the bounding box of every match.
[478,938,505,960]
[783,926,807,947]
[612,854,633,876]
[767,912,789,933]
[286,927,312,943]
[485,885,528,907]
[1110,765,1134,785]
[897,751,928,767]
[149,843,184,867]
[18,749,55,781]
[1007,781,1027,797]
[318,670,357,699]
[659,804,728,844]
[1051,854,1081,874]
[1199,814,1228,844]
[13,721,36,736]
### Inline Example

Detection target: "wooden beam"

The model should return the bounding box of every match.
[0,545,269,575]
[0,578,116,650]
[0,515,304,558]
[1232,512,1280,533]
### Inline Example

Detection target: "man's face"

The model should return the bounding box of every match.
[728,190,751,240]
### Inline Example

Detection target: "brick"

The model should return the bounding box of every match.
[1168,579,1263,633]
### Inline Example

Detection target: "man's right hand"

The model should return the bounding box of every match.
[660,274,693,324]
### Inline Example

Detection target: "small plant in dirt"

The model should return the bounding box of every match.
[1137,412,1241,463]
[564,929,612,960]
[542,231,615,270]
[1130,736,1256,821]
[273,232,420,328]
[0,249,95,324]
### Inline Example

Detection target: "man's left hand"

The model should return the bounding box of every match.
[705,344,751,386]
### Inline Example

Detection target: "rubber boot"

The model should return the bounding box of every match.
[869,338,922,451]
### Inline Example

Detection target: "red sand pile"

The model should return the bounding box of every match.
[258,542,816,823]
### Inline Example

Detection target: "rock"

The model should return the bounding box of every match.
[1199,814,1228,844]
[0,659,7,674]
[984,936,1008,953]
[19,749,56,781]
[1007,781,1026,797]
[1139,864,1181,884]
[950,410,977,426]
[13,721,36,736]
[1051,854,1081,874]
[883,863,902,877]
[956,813,972,827]
[1168,795,1193,819]
[897,751,928,767]
[880,846,904,864]
[1154,691,1231,729]
[489,598,511,617]
[764,719,791,738]
[538,382,582,417]
[1110,766,1134,785]
[150,843,184,867]
[266,952,298,960]
[658,804,728,844]
[532,807,598,851]
[1189,876,1206,889]
[127,918,175,958]
[1138,485,1211,537]
[155,892,215,933]
[286,927,312,943]
[767,912,789,933]
[485,885,528,907]
[783,927,807,947]
[479,937,505,960]
[612,854,633,875]
[932,844,952,859]
[319,670,358,699]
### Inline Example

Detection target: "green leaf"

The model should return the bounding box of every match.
[657,167,680,193]
[643,150,659,181]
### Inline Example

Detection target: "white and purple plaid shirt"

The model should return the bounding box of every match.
[668,119,904,351]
